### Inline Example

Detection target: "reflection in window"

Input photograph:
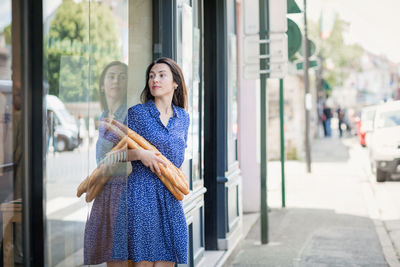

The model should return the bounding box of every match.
[0,0,24,265]
[43,0,129,265]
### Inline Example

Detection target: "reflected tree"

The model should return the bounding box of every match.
[45,0,120,102]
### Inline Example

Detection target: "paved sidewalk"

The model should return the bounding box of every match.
[230,137,400,267]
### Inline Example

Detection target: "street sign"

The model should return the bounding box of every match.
[244,34,288,65]
[287,18,302,59]
[244,0,288,34]
[243,0,289,80]
[243,0,259,35]
[270,33,288,63]
[287,0,301,14]
[296,60,318,70]
[244,61,288,80]
[299,39,316,57]
[270,0,287,33]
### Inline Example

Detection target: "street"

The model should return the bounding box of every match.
[231,135,400,266]
[45,139,98,266]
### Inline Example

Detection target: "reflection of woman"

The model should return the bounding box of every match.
[84,61,129,266]
[111,58,189,267]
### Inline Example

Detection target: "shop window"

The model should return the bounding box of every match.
[0,0,24,266]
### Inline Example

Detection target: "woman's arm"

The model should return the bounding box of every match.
[127,148,144,161]
[127,148,167,175]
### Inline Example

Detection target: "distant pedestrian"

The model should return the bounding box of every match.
[337,106,345,137]
[322,103,333,137]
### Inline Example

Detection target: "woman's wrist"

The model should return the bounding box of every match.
[127,148,143,162]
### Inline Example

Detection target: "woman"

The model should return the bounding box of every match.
[84,61,129,266]
[111,57,190,267]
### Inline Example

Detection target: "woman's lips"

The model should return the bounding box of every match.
[152,86,160,90]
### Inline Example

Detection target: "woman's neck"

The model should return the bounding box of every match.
[107,99,123,117]
[154,96,173,116]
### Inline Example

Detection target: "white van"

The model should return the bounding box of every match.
[46,95,79,152]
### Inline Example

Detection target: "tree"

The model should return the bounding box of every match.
[3,24,11,45]
[45,0,120,102]
[309,16,363,90]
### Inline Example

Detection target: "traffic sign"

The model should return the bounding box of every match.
[244,62,288,80]
[244,0,288,35]
[287,18,302,59]
[243,0,259,35]
[244,34,288,65]
[270,0,287,33]
[296,60,318,70]
[299,39,316,57]
[287,0,301,14]
[243,0,290,80]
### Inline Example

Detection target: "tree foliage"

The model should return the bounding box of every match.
[45,0,120,102]
[309,16,363,88]
[3,24,11,45]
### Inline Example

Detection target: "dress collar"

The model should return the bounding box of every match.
[146,99,179,118]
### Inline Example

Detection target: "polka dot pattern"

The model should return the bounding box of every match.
[111,100,190,264]
[84,104,129,265]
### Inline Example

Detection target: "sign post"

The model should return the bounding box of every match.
[244,0,289,244]
[280,5,302,208]
[259,0,269,244]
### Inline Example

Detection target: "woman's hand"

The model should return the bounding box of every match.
[129,149,167,175]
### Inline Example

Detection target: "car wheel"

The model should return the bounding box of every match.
[56,136,68,152]
[376,168,386,182]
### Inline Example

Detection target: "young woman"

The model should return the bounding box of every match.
[110,57,190,267]
[83,61,130,266]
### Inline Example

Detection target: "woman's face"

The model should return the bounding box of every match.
[148,63,178,99]
[103,65,127,103]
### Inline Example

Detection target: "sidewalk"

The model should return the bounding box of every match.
[229,137,400,267]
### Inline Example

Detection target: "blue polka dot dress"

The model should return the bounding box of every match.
[84,104,129,265]
[112,100,190,264]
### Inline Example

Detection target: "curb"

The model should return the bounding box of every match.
[364,178,400,267]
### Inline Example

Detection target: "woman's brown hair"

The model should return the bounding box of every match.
[98,61,128,111]
[140,57,188,110]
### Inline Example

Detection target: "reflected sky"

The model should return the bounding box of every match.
[0,0,11,30]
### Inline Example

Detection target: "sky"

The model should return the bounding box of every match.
[303,0,400,63]
[0,0,11,31]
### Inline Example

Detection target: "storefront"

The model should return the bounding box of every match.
[0,0,241,266]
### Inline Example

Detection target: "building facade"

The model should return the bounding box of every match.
[0,0,246,266]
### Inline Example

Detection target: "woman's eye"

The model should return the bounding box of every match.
[160,74,164,78]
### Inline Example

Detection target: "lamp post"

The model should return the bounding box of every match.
[303,0,312,173]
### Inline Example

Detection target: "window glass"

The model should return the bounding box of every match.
[43,1,131,265]
[227,32,238,166]
[177,0,202,184]
[227,0,238,166]
[0,0,24,265]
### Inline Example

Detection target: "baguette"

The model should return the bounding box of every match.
[108,119,189,194]
[77,119,189,201]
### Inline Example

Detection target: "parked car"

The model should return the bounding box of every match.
[368,101,400,182]
[356,105,377,147]
[46,95,79,152]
